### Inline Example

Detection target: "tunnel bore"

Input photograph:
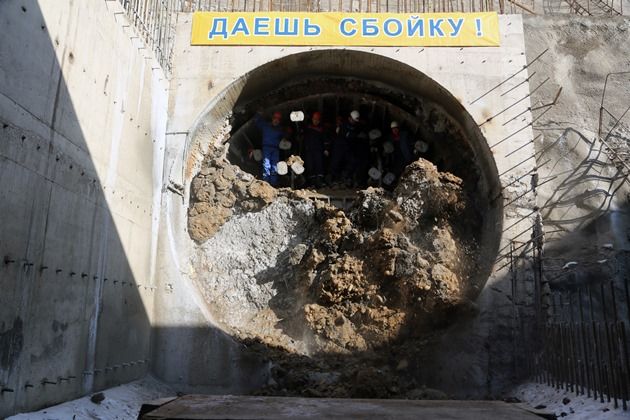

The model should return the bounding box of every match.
[226,77,483,194]
[186,50,503,398]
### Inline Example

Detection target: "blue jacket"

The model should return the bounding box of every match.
[255,114,285,149]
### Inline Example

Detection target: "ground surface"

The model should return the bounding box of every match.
[510,382,630,419]
[141,394,543,420]
[11,378,630,419]
[7,376,173,420]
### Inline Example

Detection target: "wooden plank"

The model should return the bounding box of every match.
[142,395,548,419]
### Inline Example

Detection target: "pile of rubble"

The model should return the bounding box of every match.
[188,155,277,241]
[188,154,482,398]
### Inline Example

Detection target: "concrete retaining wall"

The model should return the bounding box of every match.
[0,0,168,416]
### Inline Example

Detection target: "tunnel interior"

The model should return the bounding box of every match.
[227,75,483,195]
[186,50,505,398]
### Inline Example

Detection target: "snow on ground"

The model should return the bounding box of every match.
[8,375,174,420]
[511,382,630,419]
[11,377,630,419]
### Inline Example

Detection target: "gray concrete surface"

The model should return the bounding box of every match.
[0,0,167,417]
[7,375,174,420]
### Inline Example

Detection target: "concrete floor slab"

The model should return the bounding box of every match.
[140,395,545,419]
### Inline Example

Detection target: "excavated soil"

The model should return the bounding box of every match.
[188,150,483,398]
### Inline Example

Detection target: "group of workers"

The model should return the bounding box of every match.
[253,109,426,189]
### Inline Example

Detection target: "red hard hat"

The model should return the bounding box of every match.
[272,111,282,119]
[312,111,322,119]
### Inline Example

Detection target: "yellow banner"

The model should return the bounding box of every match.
[191,12,500,47]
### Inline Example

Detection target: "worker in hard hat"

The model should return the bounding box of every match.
[367,128,384,187]
[350,129,371,188]
[388,121,413,175]
[303,111,327,188]
[330,110,361,187]
[325,116,344,185]
[255,111,285,186]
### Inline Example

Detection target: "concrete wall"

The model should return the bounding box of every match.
[155,13,539,397]
[0,0,168,416]
[522,16,630,290]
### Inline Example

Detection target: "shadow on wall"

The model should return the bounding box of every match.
[0,1,151,416]
[150,324,270,395]
[529,120,630,376]
[543,199,630,293]
[536,127,629,237]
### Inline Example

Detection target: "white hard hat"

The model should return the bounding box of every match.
[368,167,382,180]
[290,111,304,122]
[414,140,429,153]
[383,141,394,154]
[369,129,382,140]
[279,139,292,150]
[252,149,263,162]
[383,172,396,185]
[276,161,288,175]
[291,162,304,175]
[350,110,360,121]
[390,121,399,129]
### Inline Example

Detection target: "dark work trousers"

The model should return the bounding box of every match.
[304,126,326,180]
[329,137,349,182]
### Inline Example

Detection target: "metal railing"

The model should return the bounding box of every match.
[507,224,630,411]
[117,0,179,74]
[180,0,502,12]
[115,0,625,77]
[529,280,630,410]
[116,0,532,74]
[178,0,624,14]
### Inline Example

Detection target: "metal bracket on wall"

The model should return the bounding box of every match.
[167,180,185,197]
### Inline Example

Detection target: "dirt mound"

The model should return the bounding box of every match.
[188,155,277,242]
[244,335,448,399]
[188,156,481,398]
[271,159,479,355]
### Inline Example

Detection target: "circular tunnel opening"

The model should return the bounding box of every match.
[186,49,504,398]
[226,73,484,198]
